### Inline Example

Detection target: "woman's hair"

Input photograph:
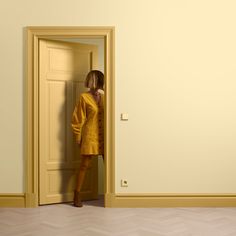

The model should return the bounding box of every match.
[84,70,104,89]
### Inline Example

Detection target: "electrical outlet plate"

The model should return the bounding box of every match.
[121,179,128,187]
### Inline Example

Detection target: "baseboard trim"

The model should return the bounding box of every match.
[2,193,236,208]
[106,193,236,207]
[0,194,25,208]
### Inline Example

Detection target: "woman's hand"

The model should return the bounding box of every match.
[76,136,81,145]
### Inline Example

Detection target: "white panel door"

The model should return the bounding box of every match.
[39,39,99,205]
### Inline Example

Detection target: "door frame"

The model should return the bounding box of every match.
[25,26,115,207]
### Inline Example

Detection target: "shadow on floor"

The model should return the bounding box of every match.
[66,194,104,208]
[83,196,104,207]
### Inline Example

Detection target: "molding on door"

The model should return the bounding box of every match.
[0,194,25,207]
[25,26,115,207]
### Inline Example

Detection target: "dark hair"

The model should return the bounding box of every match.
[84,70,104,89]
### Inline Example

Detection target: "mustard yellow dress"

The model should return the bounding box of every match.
[71,92,104,155]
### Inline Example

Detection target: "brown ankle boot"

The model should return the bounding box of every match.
[74,190,83,207]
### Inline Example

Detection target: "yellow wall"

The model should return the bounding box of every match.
[1,0,236,194]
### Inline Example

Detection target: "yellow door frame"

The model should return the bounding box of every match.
[25,26,115,207]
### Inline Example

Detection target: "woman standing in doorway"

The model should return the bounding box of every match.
[71,70,104,207]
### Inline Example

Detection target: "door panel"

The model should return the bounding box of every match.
[39,39,98,205]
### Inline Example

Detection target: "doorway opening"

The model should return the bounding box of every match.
[25,27,115,208]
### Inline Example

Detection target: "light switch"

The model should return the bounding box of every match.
[121,113,129,120]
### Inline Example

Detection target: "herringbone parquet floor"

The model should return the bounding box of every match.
[1,197,236,236]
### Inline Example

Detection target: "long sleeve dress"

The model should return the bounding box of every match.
[71,92,104,155]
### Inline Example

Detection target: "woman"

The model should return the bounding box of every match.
[71,70,104,207]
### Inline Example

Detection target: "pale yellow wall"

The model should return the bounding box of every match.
[1,0,236,194]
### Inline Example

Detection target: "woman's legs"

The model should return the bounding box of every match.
[75,155,93,192]
[74,155,93,207]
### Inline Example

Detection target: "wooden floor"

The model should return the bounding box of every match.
[1,197,236,236]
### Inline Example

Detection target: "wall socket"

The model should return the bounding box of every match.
[121,179,128,187]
